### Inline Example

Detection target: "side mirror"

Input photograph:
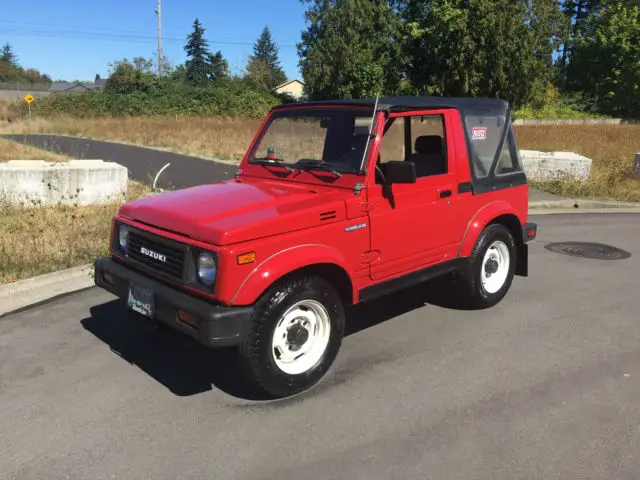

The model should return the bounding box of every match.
[384,161,416,184]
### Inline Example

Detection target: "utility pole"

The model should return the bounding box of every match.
[156,0,162,76]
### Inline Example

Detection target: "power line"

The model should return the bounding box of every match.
[0,20,163,35]
[0,22,299,48]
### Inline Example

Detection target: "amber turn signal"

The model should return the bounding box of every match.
[178,309,198,327]
[237,252,256,265]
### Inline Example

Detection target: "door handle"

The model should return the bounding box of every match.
[439,189,452,198]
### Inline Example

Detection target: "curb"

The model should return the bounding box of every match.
[0,264,94,318]
[529,207,640,215]
[529,199,640,210]
[528,198,640,215]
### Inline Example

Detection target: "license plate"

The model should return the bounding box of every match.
[127,283,155,318]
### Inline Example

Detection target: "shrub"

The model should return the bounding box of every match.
[7,77,282,120]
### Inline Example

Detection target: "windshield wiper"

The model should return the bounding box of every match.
[252,157,299,173]
[295,160,343,178]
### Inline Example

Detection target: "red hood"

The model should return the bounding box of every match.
[119,178,349,245]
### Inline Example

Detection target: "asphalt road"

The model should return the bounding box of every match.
[2,213,640,480]
[1,134,237,190]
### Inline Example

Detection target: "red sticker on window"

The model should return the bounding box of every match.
[472,127,487,141]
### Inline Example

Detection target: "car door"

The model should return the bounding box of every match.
[366,110,460,281]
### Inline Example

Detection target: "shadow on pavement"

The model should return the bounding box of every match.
[81,277,472,401]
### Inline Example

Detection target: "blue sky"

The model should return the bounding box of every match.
[0,0,308,82]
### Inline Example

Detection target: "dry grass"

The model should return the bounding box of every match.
[514,125,640,201]
[0,182,152,284]
[0,138,68,162]
[1,114,638,200]
[1,115,263,162]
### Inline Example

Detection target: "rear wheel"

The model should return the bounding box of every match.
[237,274,345,399]
[460,223,516,309]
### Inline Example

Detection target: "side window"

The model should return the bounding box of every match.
[495,129,524,175]
[410,115,447,177]
[377,114,448,179]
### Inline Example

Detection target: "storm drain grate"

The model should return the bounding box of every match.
[544,242,631,260]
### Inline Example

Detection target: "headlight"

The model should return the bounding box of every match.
[197,252,216,286]
[119,224,129,250]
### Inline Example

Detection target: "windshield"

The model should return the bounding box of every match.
[248,107,376,175]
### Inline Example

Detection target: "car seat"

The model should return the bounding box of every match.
[408,135,446,177]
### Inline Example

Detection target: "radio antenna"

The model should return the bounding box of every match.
[359,94,380,172]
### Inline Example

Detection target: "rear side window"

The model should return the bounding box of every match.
[463,114,505,178]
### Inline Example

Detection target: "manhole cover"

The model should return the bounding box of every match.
[544,242,631,260]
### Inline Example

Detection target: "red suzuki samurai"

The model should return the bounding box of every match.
[95,96,537,398]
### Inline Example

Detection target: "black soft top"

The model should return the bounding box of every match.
[272,95,510,117]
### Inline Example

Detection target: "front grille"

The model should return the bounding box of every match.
[126,229,186,282]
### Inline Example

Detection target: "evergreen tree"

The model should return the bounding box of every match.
[184,19,230,84]
[184,18,212,86]
[0,42,18,67]
[208,50,229,80]
[247,26,287,89]
[298,0,407,100]
[561,0,603,90]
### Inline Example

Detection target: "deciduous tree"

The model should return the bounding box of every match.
[399,0,566,108]
[569,0,640,116]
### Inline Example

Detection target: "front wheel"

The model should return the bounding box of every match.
[237,274,345,399]
[460,223,517,309]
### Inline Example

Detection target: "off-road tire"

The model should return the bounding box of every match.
[460,223,517,309]
[237,274,346,399]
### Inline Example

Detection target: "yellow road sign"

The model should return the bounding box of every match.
[24,94,34,104]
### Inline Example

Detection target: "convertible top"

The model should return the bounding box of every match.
[272,95,510,117]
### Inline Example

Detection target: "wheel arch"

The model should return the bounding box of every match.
[459,204,527,277]
[488,213,523,247]
[459,202,524,257]
[230,245,355,306]
[269,263,354,306]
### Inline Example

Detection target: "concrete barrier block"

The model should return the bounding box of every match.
[519,150,593,182]
[0,159,129,207]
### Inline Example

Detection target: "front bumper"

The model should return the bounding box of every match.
[94,257,253,347]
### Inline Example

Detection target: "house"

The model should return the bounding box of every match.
[49,81,75,92]
[85,79,107,91]
[48,79,106,94]
[273,79,305,100]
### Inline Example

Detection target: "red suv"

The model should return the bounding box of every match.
[95,96,537,398]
